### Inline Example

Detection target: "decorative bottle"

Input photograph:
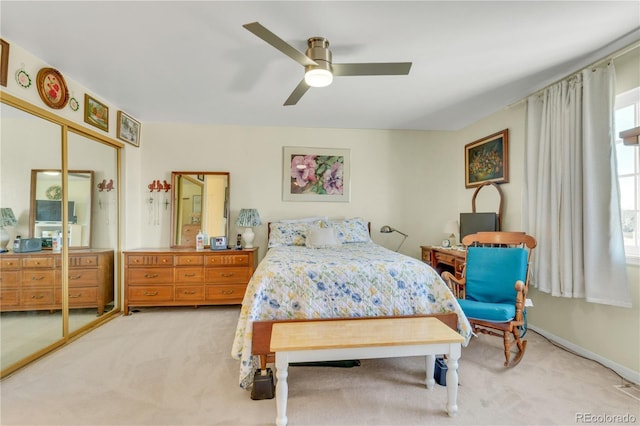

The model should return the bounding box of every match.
[196,229,204,251]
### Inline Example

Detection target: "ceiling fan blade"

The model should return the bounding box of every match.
[332,62,412,76]
[284,80,311,106]
[243,22,317,67]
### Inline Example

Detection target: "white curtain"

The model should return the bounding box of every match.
[524,63,631,307]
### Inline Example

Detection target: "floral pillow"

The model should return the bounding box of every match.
[329,217,371,243]
[268,221,323,248]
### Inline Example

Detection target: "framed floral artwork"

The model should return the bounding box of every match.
[116,110,140,147]
[36,67,69,109]
[282,146,350,202]
[464,129,509,188]
[84,94,109,132]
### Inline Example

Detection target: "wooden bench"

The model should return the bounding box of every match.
[270,317,465,426]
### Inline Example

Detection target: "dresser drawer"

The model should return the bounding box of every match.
[0,289,19,307]
[175,255,203,266]
[127,268,173,284]
[1,258,21,269]
[205,254,249,267]
[127,286,173,302]
[175,285,204,301]
[205,267,250,284]
[205,284,245,302]
[67,255,99,267]
[22,289,55,305]
[68,269,100,287]
[22,257,54,268]
[57,287,98,305]
[174,267,203,283]
[21,270,55,286]
[127,255,174,266]
[0,270,20,287]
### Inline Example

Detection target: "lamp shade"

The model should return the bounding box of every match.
[0,208,17,227]
[235,208,262,228]
[444,220,458,235]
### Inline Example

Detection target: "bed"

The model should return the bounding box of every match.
[231,217,472,390]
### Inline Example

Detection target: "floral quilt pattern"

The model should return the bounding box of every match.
[231,242,472,389]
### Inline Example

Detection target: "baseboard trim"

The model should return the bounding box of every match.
[529,324,640,385]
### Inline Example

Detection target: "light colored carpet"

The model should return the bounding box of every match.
[1,306,638,426]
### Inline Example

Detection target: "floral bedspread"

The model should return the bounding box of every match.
[231,242,472,389]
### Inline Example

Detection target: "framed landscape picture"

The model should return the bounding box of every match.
[116,110,141,147]
[84,94,109,132]
[282,146,350,202]
[464,129,509,188]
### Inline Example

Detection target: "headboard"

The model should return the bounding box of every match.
[266,220,372,241]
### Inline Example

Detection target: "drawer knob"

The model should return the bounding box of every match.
[31,294,45,299]
[184,273,196,277]
[144,291,158,296]
[221,273,234,277]
[183,290,196,295]
[31,276,45,281]
[69,293,82,299]
[221,290,234,295]
[144,273,159,278]
[70,275,81,280]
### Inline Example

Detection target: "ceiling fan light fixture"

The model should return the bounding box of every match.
[304,67,333,87]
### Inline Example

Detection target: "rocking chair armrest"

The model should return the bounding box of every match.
[514,279,526,322]
[442,271,466,299]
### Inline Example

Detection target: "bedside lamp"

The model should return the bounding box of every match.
[235,208,261,249]
[380,225,408,252]
[0,208,17,252]
[444,220,459,246]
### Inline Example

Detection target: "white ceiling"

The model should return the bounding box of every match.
[1,1,639,131]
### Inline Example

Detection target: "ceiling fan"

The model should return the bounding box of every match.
[243,22,412,106]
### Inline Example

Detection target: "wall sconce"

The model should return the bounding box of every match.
[380,225,408,252]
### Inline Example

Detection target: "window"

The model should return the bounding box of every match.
[615,87,640,263]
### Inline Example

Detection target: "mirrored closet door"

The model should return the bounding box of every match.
[0,93,122,377]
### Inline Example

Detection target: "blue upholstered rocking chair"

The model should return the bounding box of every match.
[442,231,537,367]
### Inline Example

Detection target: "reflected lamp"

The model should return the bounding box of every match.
[235,208,262,249]
[0,208,17,252]
[380,225,408,252]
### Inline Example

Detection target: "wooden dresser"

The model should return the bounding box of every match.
[123,247,258,315]
[0,249,114,315]
[420,245,466,279]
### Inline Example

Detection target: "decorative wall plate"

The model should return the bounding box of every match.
[45,185,62,200]
[15,69,31,88]
[36,67,69,109]
[69,97,79,111]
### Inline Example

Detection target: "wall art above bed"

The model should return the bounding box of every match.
[282,146,350,202]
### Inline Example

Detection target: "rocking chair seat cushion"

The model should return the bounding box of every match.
[457,298,515,323]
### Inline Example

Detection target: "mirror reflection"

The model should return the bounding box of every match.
[30,170,93,248]
[1,101,64,371]
[1,96,121,377]
[171,172,229,247]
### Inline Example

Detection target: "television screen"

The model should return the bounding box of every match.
[459,212,498,242]
[35,200,75,222]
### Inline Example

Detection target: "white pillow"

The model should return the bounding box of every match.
[329,217,371,243]
[305,226,341,249]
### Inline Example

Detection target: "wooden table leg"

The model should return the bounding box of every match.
[445,343,461,416]
[275,353,289,426]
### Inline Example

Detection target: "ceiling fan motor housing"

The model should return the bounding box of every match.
[305,37,332,73]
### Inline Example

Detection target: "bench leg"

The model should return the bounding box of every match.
[275,353,289,426]
[425,354,436,389]
[445,344,461,417]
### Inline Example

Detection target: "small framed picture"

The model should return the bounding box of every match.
[84,94,109,132]
[1,39,9,87]
[116,110,141,147]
